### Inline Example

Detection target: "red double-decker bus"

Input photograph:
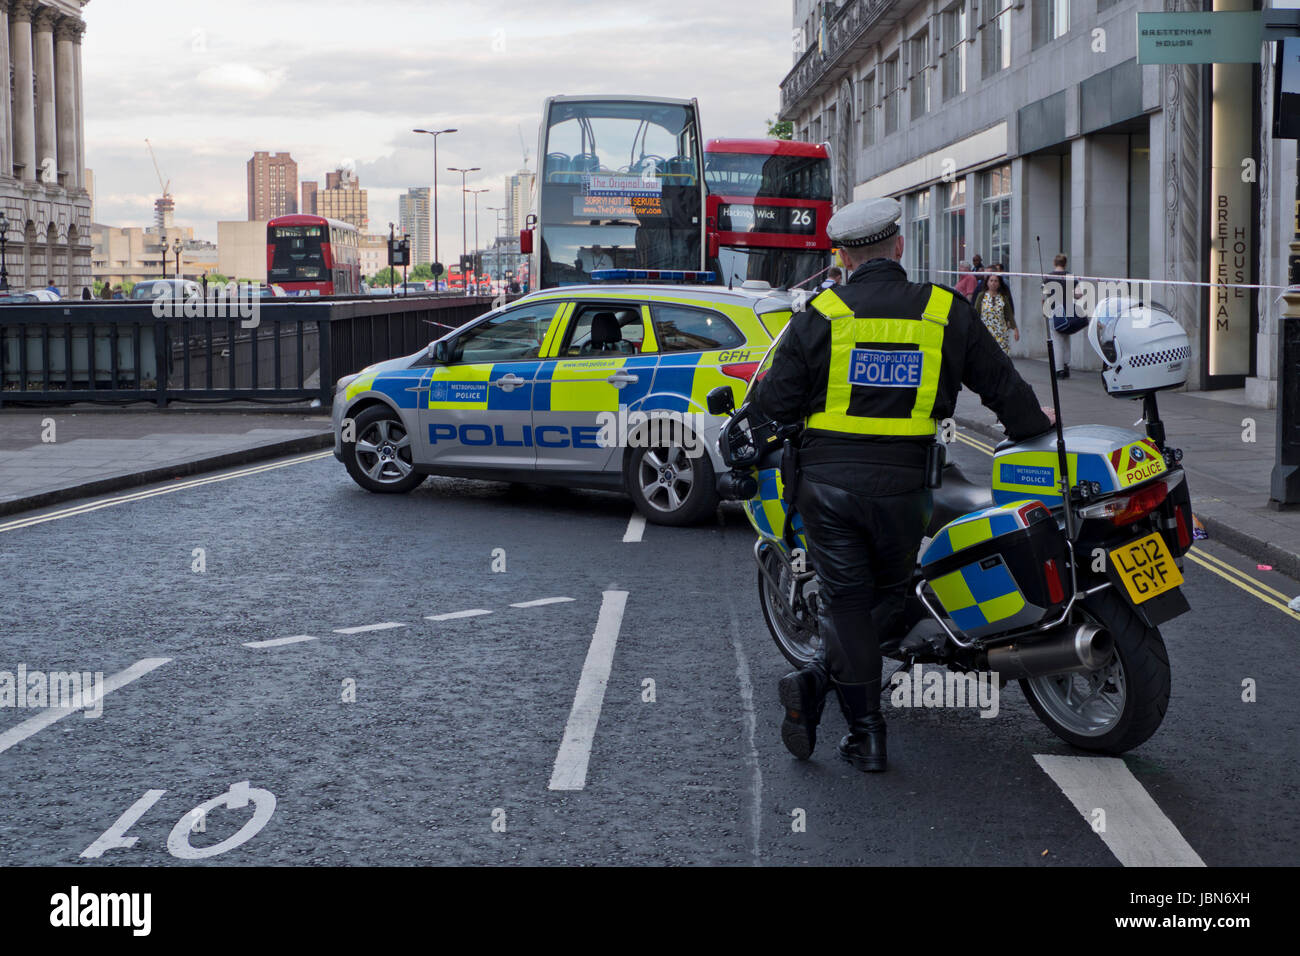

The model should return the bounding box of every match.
[704,138,832,289]
[266,215,361,295]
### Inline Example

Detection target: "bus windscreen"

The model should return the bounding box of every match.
[269,225,327,282]
[704,153,832,201]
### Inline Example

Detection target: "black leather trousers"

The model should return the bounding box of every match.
[795,474,932,688]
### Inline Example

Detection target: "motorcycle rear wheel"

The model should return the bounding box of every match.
[757,546,823,668]
[1020,588,1171,754]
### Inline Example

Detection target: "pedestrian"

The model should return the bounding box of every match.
[99,284,112,300]
[954,260,977,301]
[749,197,1054,774]
[819,266,843,290]
[80,287,92,300]
[45,280,60,299]
[1041,253,1085,379]
[973,272,1017,354]
[111,286,124,300]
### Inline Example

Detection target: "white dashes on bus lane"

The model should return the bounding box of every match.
[240,596,577,650]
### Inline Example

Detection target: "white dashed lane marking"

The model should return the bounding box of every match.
[332,622,408,634]
[0,658,172,756]
[623,513,646,543]
[1034,754,1205,867]
[511,597,576,608]
[243,635,318,649]
[425,609,493,621]
[549,590,628,792]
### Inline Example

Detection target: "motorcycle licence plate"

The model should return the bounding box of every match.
[1109,532,1184,605]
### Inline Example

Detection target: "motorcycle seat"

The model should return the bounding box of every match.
[929,463,994,533]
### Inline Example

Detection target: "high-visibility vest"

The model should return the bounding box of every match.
[805,285,953,437]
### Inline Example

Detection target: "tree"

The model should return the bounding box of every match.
[370,267,400,287]
[205,272,230,285]
[766,118,794,141]
[409,263,434,281]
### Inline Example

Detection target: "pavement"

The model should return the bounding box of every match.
[0,406,332,517]
[0,441,1295,866]
[954,358,1300,579]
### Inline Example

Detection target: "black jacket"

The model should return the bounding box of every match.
[751,258,1053,494]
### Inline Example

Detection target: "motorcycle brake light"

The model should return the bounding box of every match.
[1080,479,1170,526]
[722,362,760,382]
[1043,558,1065,604]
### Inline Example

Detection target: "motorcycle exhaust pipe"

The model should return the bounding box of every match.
[984,624,1114,681]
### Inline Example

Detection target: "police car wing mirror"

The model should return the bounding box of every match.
[431,340,450,363]
[706,385,736,417]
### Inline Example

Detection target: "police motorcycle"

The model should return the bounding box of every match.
[707,297,1195,754]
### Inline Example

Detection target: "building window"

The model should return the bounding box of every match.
[909,29,931,119]
[1096,0,1118,9]
[882,54,901,136]
[980,165,1012,269]
[1033,0,1070,48]
[942,3,968,101]
[940,178,966,284]
[906,189,931,283]
[860,72,876,148]
[983,1,1012,77]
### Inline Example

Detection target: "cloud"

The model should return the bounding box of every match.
[195,63,287,99]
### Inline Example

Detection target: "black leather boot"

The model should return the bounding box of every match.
[834,680,887,773]
[778,660,829,760]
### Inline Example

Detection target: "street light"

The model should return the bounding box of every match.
[172,238,183,282]
[486,205,504,293]
[0,210,10,292]
[447,166,479,290]
[413,127,456,283]
[467,188,489,292]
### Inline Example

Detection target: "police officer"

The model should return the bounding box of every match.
[749,197,1053,773]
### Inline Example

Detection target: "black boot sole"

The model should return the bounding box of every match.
[778,673,818,760]
[837,738,887,773]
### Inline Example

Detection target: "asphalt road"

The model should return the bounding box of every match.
[0,439,1296,867]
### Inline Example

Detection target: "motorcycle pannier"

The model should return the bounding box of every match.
[919,500,1070,639]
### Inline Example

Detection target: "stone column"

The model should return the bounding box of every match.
[54,15,77,187]
[1,2,11,176]
[72,16,84,191]
[32,3,57,185]
[9,0,36,180]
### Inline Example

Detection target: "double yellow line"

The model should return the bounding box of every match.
[952,428,1299,623]
[0,451,333,534]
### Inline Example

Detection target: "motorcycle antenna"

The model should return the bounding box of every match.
[1037,235,1076,539]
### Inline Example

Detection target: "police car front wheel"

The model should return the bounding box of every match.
[625,443,717,526]
[343,406,425,494]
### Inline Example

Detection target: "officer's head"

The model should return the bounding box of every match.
[826,197,904,271]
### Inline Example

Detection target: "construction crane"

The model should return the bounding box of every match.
[144,138,170,198]
[517,125,530,170]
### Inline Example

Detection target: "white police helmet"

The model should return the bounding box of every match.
[1087,297,1190,398]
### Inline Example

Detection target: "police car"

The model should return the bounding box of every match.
[332,273,794,525]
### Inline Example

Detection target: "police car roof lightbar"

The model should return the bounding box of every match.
[1036,235,1076,540]
[590,269,717,284]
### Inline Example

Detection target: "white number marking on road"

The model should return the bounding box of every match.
[332,622,408,634]
[0,658,171,756]
[548,590,628,791]
[623,513,646,543]
[243,635,318,649]
[80,789,168,858]
[1034,755,1205,867]
[511,597,575,609]
[167,780,277,861]
[425,609,493,621]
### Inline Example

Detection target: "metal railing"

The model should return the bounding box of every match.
[0,294,502,408]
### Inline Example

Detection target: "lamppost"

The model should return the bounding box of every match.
[467,187,489,292]
[160,236,167,279]
[173,238,183,282]
[0,210,10,292]
[447,166,479,290]
[486,205,504,293]
[413,127,456,284]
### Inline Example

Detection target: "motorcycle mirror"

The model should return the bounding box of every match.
[706,385,736,417]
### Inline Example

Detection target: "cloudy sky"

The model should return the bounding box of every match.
[83,0,794,252]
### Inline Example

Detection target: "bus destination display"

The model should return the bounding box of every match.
[717,203,817,235]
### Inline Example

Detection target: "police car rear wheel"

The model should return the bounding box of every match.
[343,407,424,494]
[626,443,717,526]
